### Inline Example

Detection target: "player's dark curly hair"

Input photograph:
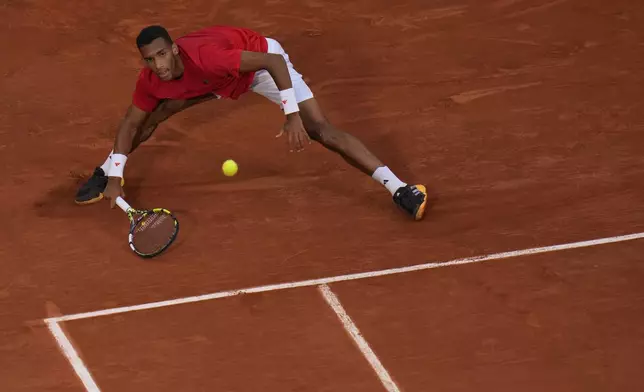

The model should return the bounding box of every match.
[136,25,173,48]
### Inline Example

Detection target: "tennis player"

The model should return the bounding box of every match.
[74,25,428,220]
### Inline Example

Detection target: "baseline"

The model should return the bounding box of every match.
[46,231,644,323]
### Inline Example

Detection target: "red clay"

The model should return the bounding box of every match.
[1,0,644,390]
[332,241,644,391]
[66,288,385,391]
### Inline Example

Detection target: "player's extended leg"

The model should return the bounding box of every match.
[298,98,428,220]
[297,99,380,175]
[74,94,215,205]
[250,37,427,220]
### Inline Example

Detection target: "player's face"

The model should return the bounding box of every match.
[139,38,179,81]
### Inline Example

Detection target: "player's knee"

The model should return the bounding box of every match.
[305,119,324,141]
[306,120,342,147]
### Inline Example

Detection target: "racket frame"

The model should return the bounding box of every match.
[115,196,179,258]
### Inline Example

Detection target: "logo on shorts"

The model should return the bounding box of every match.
[203,80,210,85]
[115,162,121,166]
[282,100,288,105]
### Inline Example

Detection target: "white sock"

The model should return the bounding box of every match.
[372,166,407,195]
[99,150,113,174]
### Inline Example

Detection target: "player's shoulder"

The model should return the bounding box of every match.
[176,25,222,42]
[176,25,265,64]
[177,24,260,41]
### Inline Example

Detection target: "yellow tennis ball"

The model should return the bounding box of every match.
[222,159,238,176]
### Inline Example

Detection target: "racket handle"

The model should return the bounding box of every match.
[115,196,131,212]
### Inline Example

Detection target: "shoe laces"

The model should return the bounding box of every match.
[410,186,423,197]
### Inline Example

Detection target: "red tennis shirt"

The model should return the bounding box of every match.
[132,25,268,112]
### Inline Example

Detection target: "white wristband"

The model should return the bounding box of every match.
[279,88,299,115]
[108,153,128,178]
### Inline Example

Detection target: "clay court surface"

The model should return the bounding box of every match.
[2,0,644,391]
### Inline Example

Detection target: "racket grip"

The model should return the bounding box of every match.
[115,196,131,212]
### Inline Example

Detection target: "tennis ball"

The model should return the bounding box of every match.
[222,159,238,176]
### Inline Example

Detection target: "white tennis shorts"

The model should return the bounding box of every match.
[251,38,314,105]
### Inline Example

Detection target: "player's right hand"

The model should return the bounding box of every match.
[104,177,125,208]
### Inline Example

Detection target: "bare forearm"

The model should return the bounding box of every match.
[265,54,293,92]
[113,120,138,155]
[112,105,150,155]
[264,55,303,119]
[107,122,137,180]
[107,105,148,179]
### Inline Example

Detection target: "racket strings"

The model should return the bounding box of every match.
[131,211,177,255]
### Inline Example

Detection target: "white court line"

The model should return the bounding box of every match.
[46,321,101,391]
[318,284,401,392]
[45,231,644,323]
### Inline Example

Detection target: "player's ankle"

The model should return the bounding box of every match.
[372,166,407,195]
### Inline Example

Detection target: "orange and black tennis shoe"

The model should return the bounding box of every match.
[393,184,428,220]
[74,167,124,205]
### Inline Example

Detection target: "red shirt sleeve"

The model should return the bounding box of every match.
[132,71,160,112]
[199,46,244,78]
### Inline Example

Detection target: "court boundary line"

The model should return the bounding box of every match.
[45,231,644,323]
[44,231,644,392]
[46,321,100,391]
[319,284,401,392]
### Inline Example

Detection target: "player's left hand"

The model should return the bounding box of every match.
[277,114,311,152]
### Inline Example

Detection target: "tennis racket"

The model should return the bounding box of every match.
[115,196,179,258]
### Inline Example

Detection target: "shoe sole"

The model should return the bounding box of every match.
[73,178,124,205]
[74,193,104,205]
[413,185,428,221]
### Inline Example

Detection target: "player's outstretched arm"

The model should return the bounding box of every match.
[113,105,151,156]
[240,51,293,91]
[104,105,150,208]
[239,51,310,152]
